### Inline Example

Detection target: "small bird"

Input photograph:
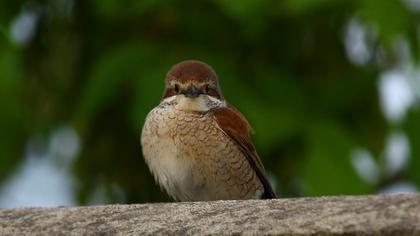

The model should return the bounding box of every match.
[141,60,276,201]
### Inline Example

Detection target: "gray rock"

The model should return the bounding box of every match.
[1,194,420,235]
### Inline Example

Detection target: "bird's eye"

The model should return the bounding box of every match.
[205,85,210,93]
[174,84,180,93]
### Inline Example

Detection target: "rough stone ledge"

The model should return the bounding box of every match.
[1,194,419,235]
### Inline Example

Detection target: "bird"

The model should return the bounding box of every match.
[141,60,276,201]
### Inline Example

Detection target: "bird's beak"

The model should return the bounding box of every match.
[182,85,201,98]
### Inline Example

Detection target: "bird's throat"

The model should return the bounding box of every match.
[163,95,225,112]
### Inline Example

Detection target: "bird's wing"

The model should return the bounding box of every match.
[211,104,277,199]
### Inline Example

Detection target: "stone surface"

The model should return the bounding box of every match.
[1,194,420,235]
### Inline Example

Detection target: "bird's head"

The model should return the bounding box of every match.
[162,60,225,111]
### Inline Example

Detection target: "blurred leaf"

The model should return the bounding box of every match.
[91,0,164,19]
[0,0,24,28]
[283,0,351,14]
[76,44,146,130]
[404,109,420,186]
[359,0,412,46]
[320,69,387,155]
[0,37,25,182]
[215,0,270,19]
[302,121,370,195]
[243,75,306,152]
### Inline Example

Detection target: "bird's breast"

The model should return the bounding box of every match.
[141,106,211,200]
[141,104,263,201]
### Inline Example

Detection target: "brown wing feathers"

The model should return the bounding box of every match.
[212,105,277,199]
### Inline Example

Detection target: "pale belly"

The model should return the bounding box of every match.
[141,105,263,201]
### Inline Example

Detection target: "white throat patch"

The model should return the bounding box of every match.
[162,95,226,112]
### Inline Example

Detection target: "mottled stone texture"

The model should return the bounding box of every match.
[1,194,419,235]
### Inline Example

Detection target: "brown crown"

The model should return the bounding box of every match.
[162,60,223,100]
[166,60,218,84]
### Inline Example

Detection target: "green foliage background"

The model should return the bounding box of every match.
[0,0,419,204]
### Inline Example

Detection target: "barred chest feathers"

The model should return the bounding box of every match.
[141,95,264,201]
